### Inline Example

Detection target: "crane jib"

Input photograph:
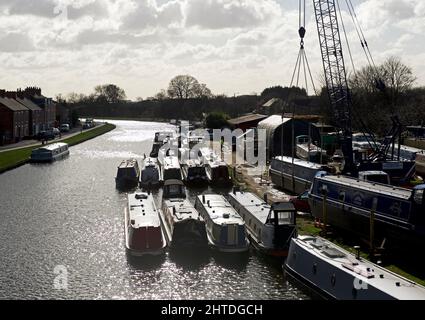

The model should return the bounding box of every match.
[313,0,354,170]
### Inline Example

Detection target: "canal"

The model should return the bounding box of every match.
[0,120,309,300]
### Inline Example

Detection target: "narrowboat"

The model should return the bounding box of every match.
[285,235,425,300]
[269,156,324,195]
[198,148,232,185]
[150,142,162,158]
[180,158,208,185]
[296,135,327,163]
[140,157,161,189]
[124,192,167,256]
[160,156,182,181]
[30,143,70,163]
[227,191,297,257]
[115,159,140,190]
[159,180,208,249]
[309,172,425,245]
[194,194,249,253]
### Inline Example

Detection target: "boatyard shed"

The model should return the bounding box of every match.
[228,114,268,131]
[258,115,321,160]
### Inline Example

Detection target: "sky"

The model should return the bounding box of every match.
[0,0,424,100]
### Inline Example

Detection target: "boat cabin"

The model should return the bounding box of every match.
[358,171,390,185]
[163,180,186,199]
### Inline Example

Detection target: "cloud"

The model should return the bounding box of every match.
[0,32,35,52]
[184,0,281,29]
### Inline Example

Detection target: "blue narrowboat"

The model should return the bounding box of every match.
[309,172,425,245]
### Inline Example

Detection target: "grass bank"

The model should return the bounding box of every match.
[83,116,171,123]
[0,123,116,174]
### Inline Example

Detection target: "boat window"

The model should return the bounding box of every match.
[339,191,346,201]
[275,211,293,225]
[166,185,184,197]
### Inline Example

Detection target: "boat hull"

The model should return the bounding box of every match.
[116,177,139,190]
[285,238,395,300]
[309,193,425,246]
[270,169,312,195]
[30,150,70,163]
[124,207,167,257]
[159,208,208,250]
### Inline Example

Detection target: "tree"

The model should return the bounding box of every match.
[94,84,126,103]
[167,75,212,99]
[154,89,168,101]
[205,112,230,129]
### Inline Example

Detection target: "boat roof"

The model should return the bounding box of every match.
[143,157,158,167]
[294,236,425,300]
[358,171,388,176]
[273,156,323,170]
[228,192,271,224]
[118,159,138,169]
[163,156,180,170]
[317,174,413,200]
[35,142,68,152]
[197,194,244,225]
[164,179,184,187]
[183,159,204,167]
[163,198,203,222]
[127,193,160,228]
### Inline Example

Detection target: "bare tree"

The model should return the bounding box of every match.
[167,75,212,99]
[94,84,126,103]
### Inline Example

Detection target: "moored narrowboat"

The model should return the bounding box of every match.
[270,156,324,195]
[30,142,70,163]
[228,191,297,257]
[125,192,167,256]
[159,180,208,249]
[115,159,140,190]
[309,172,425,245]
[194,194,249,253]
[285,235,425,300]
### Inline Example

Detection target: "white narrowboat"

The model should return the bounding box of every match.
[125,192,167,256]
[159,180,208,249]
[160,156,182,181]
[285,236,425,300]
[30,143,70,163]
[228,191,297,257]
[194,194,249,253]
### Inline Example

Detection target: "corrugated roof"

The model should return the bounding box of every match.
[228,113,268,125]
[0,97,29,112]
[15,97,42,111]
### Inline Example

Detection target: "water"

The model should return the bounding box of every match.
[0,120,309,300]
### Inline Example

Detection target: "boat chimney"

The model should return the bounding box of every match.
[264,193,268,204]
[354,246,361,260]
[202,195,206,204]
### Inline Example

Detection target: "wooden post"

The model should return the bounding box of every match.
[321,185,328,233]
[370,198,378,255]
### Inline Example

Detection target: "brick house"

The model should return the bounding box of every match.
[20,87,56,130]
[0,97,30,144]
[16,97,43,136]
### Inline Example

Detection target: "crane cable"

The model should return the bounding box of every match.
[289,0,317,95]
[346,0,377,68]
[336,0,357,77]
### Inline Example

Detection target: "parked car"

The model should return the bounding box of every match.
[37,131,55,141]
[289,190,311,214]
[60,124,70,132]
